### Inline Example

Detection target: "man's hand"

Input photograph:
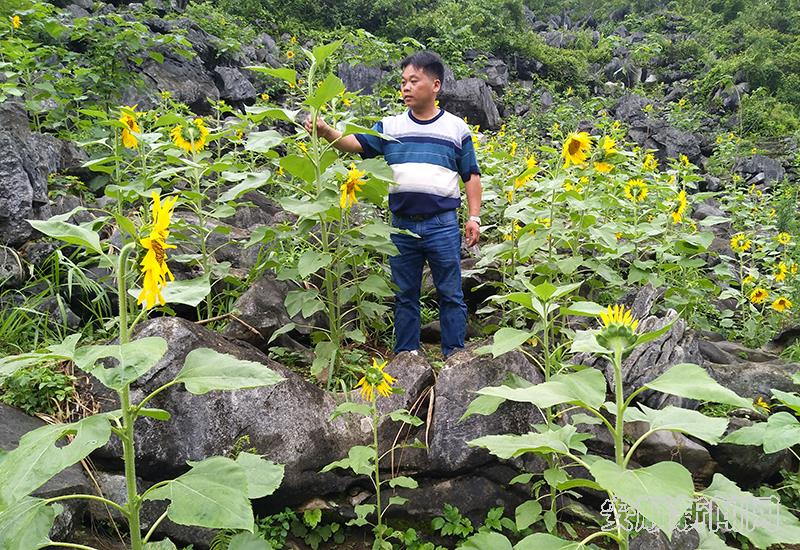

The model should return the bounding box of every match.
[303,114,333,140]
[465,219,480,247]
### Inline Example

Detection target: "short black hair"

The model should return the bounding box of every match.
[400,50,445,84]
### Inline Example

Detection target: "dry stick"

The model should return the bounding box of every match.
[389,384,434,478]
[193,312,262,338]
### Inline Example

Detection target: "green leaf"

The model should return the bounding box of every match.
[388,476,418,489]
[722,412,800,453]
[144,540,179,550]
[0,415,111,507]
[27,219,102,254]
[627,404,728,444]
[245,130,283,153]
[330,401,372,420]
[311,40,342,65]
[475,369,607,410]
[320,446,373,476]
[235,452,284,499]
[0,497,61,550]
[228,532,274,550]
[129,275,212,308]
[360,274,393,297]
[244,66,296,86]
[0,334,81,379]
[244,105,299,123]
[457,532,513,550]
[311,340,337,377]
[175,348,285,394]
[645,363,753,409]
[388,410,423,426]
[139,408,171,421]
[306,73,345,110]
[702,473,800,547]
[280,195,328,216]
[297,250,333,278]
[771,389,800,414]
[73,337,168,391]
[485,327,534,358]
[561,301,606,316]
[144,456,253,530]
[285,289,325,318]
[468,425,590,459]
[569,329,611,355]
[515,500,543,531]
[514,533,581,550]
[696,524,736,549]
[218,172,270,202]
[589,459,694,536]
[633,320,676,346]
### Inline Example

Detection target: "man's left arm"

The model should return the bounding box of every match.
[464,173,482,247]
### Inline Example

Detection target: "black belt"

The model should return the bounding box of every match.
[395,211,446,221]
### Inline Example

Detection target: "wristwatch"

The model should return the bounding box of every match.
[468,215,481,225]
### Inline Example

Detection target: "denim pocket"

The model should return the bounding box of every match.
[434,209,458,226]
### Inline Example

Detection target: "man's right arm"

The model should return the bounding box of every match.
[303,115,364,153]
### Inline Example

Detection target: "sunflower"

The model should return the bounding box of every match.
[600,304,639,331]
[260,92,270,102]
[11,15,21,29]
[775,262,789,283]
[562,131,592,167]
[340,162,365,209]
[286,50,295,59]
[594,161,613,173]
[749,288,769,304]
[509,141,518,157]
[170,118,209,154]
[624,179,648,202]
[730,233,751,254]
[355,358,396,401]
[503,220,522,241]
[119,105,141,149]
[671,189,688,224]
[642,153,659,172]
[771,297,792,312]
[778,232,792,245]
[137,192,178,309]
[526,154,538,170]
[514,172,533,190]
[602,136,617,155]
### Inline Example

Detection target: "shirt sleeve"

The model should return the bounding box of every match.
[353,120,386,159]
[457,131,481,183]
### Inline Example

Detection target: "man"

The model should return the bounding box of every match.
[304,50,482,359]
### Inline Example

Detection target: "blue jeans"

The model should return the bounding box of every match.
[389,209,467,357]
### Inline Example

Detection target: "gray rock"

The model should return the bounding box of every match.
[88,317,392,501]
[0,404,90,542]
[440,68,501,130]
[625,422,717,482]
[0,101,85,246]
[214,66,257,102]
[629,527,700,550]
[0,246,24,288]
[734,154,786,186]
[337,62,391,95]
[428,343,544,473]
[709,416,792,488]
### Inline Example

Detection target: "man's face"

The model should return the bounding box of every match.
[401,64,440,110]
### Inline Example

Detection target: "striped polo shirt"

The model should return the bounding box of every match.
[353,108,480,217]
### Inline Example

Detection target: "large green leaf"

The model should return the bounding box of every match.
[280,195,328,217]
[514,533,581,550]
[589,459,694,536]
[73,337,168,391]
[320,446,373,476]
[722,412,800,453]
[218,172,271,202]
[702,473,800,548]
[479,327,535,358]
[228,532,274,550]
[0,334,81,379]
[144,456,253,530]
[0,497,61,550]
[475,369,607,410]
[626,405,728,444]
[244,130,283,153]
[0,415,111,507]
[297,250,333,278]
[461,374,534,421]
[457,532,513,550]
[311,40,342,65]
[771,389,800,414]
[174,348,285,395]
[468,425,590,459]
[235,452,284,499]
[306,73,345,110]
[644,363,753,409]
[27,219,102,254]
[696,524,736,549]
[244,66,296,86]
[244,105,299,123]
